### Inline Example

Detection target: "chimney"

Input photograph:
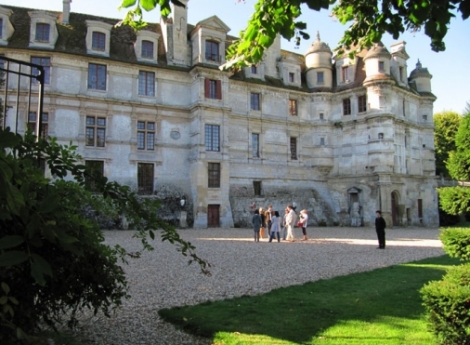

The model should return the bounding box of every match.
[62,0,71,24]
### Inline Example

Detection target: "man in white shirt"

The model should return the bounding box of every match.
[285,205,297,242]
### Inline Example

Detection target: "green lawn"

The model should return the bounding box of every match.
[159,255,459,345]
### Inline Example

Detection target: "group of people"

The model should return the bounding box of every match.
[251,205,309,243]
[251,205,388,249]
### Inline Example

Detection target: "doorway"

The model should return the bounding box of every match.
[207,204,220,227]
[391,191,400,226]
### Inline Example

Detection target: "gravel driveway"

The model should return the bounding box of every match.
[73,226,444,345]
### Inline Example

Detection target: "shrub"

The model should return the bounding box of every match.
[0,128,209,343]
[440,228,470,261]
[421,264,470,345]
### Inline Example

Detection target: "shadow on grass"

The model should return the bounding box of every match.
[159,255,458,344]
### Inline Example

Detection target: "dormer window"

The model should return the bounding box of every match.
[341,66,349,83]
[92,31,106,51]
[28,11,58,49]
[399,66,404,82]
[86,20,112,57]
[205,40,220,62]
[289,72,295,83]
[35,23,50,42]
[0,7,15,46]
[141,40,154,58]
[135,31,159,64]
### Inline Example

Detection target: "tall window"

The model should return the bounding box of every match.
[137,121,155,150]
[289,72,295,83]
[85,160,104,192]
[341,66,349,82]
[358,95,367,113]
[31,57,51,84]
[204,78,222,99]
[138,71,155,96]
[251,65,257,74]
[399,66,404,81]
[319,113,324,120]
[317,71,324,84]
[320,137,325,146]
[378,133,384,140]
[0,19,3,38]
[141,40,154,58]
[35,23,50,41]
[290,137,297,160]
[205,40,219,62]
[138,163,154,195]
[205,124,220,151]
[378,61,385,72]
[86,116,106,147]
[343,98,351,115]
[88,63,107,90]
[28,112,49,138]
[92,31,106,51]
[208,163,220,188]
[250,93,260,111]
[253,181,262,196]
[252,133,259,158]
[289,99,298,116]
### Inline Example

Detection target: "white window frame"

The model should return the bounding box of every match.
[135,30,160,64]
[28,11,58,49]
[86,20,112,56]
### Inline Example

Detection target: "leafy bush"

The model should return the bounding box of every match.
[0,127,209,342]
[421,263,470,345]
[440,228,470,261]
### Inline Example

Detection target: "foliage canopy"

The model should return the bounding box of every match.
[434,111,462,177]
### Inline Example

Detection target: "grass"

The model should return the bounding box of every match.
[159,255,460,345]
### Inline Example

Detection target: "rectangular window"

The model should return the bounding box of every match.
[319,113,324,120]
[320,137,325,146]
[317,71,324,84]
[92,31,106,51]
[205,40,219,62]
[253,181,262,196]
[138,71,155,96]
[205,124,220,151]
[343,98,351,115]
[341,66,349,82]
[379,61,385,72]
[289,99,298,116]
[31,57,51,84]
[358,95,367,113]
[208,163,220,188]
[378,133,384,140]
[289,72,295,82]
[290,137,297,160]
[85,160,104,192]
[422,114,428,121]
[204,78,222,99]
[250,93,260,111]
[88,63,107,90]
[35,23,50,41]
[138,163,154,195]
[141,40,154,58]
[418,199,423,219]
[137,121,155,150]
[399,66,404,81]
[86,116,106,147]
[252,133,259,158]
[251,65,257,74]
[0,18,3,38]
[28,112,49,138]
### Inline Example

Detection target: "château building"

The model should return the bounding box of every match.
[0,1,439,228]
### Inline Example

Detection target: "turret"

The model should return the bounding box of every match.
[305,32,333,89]
[363,42,391,83]
[409,60,432,93]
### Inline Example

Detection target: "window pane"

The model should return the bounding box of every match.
[147,122,155,130]
[86,116,95,125]
[31,57,51,84]
[137,121,145,130]
[97,117,106,126]
[86,127,95,146]
[36,23,50,41]
[92,32,105,50]
[85,160,104,192]
[137,132,145,149]
[142,40,154,58]
[138,163,154,194]
[97,128,105,147]
[208,163,220,188]
[147,132,155,150]
[252,133,259,157]
[205,124,220,151]
[290,137,297,160]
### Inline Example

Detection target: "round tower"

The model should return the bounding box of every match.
[305,32,333,89]
[363,42,392,83]
[409,60,432,93]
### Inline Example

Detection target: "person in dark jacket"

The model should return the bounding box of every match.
[252,209,262,242]
[375,210,386,249]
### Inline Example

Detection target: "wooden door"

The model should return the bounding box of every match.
[207,204,220,227]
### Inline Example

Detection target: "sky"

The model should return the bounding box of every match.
[2,0,469,114]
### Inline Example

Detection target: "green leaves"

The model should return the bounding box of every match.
[0,251,29,267]
[0,236,24,250]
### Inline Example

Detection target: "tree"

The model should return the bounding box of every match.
[0,128,209,342]
[438,104,470,215]
[434,111,462,177]
[118,0,470,68]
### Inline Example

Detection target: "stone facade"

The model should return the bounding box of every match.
[0,3,439,228]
